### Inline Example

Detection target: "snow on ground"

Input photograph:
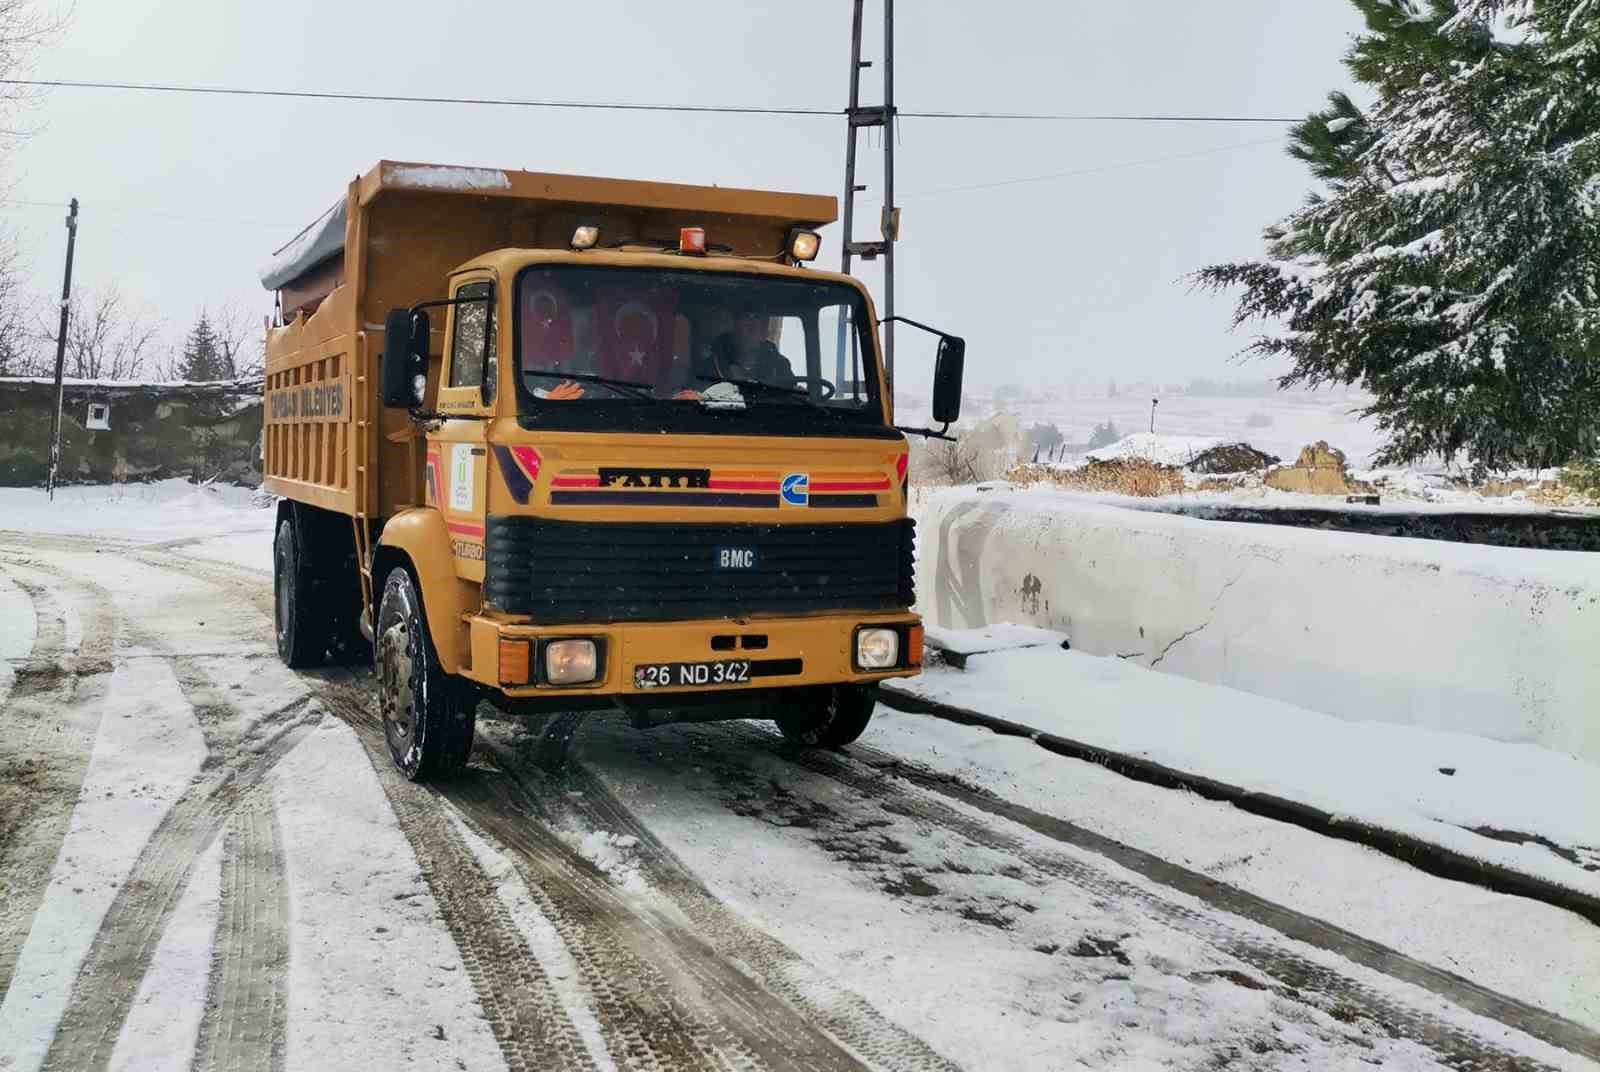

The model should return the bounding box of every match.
[108,838,223,1072]
[444,809,617,1072]
[0,479,274,544]
[906,386,1385,467]
[1083,432,1225,467]
[861,705,1600,1031]
[573,717,1563,1071]
[272,718,506,1072]
[0,656,208,1071]
[896,644,1600,900]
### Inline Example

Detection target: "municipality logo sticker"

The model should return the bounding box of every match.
[781,472,809,506]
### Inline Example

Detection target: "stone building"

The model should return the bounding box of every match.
[0,377,263,486]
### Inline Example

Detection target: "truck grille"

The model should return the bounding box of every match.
[484,516,916,623]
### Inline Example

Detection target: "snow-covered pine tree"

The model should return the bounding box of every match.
[178,311,223,382]
[1198,0,1600,471]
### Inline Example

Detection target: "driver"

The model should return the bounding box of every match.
[692,312,798,390]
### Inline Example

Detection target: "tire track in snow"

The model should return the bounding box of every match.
[130,554,606,1071]
[710,721,1588,1072]
[173,555,867,1071]
[0,560,118,1003]
[38,699,319,1072]
[332,702,607,1072]
[446,771,863,1072]
[191,802,289,1072]
[17,547,312,1072]
[482,737,963,1072]
[319,683,867,1072]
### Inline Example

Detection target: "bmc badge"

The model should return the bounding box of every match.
[780,472,809,507]
[714,546,758,570]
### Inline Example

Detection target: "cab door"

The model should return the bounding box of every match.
[430,275,498,582]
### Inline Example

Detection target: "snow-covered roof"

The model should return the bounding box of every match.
[0,375,262,393]
[258,198,346,291]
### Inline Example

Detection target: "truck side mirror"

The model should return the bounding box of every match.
[931,336,965,425]
[380,308,429,408]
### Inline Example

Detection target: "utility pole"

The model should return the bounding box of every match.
[839,0,897,393]
[46,198,79,501]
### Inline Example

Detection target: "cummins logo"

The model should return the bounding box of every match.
[781,472,809,506]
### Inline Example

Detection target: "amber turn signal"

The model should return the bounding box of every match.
[498,638,531,685]
[906,624,924,667]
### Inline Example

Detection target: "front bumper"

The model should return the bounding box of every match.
[465,610,921,699]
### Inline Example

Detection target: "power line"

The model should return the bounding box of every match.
[892,136,1285,199]
[0,78,1300,124]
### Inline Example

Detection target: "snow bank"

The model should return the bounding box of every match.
[913,486,1600,762]
[0,480,273,542]
[1084,433,1223,467]
[894,648,1600,901]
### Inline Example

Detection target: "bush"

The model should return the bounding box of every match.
[1087,420,1121,450]
[1560,461,1600,500]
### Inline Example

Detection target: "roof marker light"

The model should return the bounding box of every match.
[571,225,600,250]
[679,227,707,255]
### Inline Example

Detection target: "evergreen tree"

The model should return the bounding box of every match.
[1198,0,1600,470]
[178,311,224,381]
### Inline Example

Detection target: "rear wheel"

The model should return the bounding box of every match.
[274,518,328,668]
[375,566,474,780]
[774,684,877,748]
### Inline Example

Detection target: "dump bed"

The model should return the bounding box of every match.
[260,160,837,522]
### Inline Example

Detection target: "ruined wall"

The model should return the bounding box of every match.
[0,380,262,486]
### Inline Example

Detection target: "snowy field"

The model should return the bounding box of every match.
[2,483,1598,1070]
[906,385,1389,468]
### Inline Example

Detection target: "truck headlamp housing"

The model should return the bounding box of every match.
[855,627,900,670]
[543,638,600,685]
[787,228,821,262]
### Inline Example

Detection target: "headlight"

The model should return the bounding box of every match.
[856,627,900,670]
[544,639,598,685]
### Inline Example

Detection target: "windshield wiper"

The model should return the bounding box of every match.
[526,370,656,401]
[695,376,829,411]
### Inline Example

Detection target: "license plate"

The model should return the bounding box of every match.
[633,659,752,690]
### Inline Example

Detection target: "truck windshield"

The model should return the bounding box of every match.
[513,265,886,436]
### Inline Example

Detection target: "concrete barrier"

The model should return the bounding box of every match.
[913,487,1600,762]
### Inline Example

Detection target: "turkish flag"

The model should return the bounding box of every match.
[519,284,575,372]
[596,287,677,385]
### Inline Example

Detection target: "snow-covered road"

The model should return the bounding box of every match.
[2,513,1596,1070]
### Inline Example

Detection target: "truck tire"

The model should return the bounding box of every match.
[774,684,877,749]
[275,518,329,668]
[375,566,474,780]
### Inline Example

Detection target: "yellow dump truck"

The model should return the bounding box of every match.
[260,160,963,779]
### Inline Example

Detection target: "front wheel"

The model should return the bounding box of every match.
[375,566,474,780]
[774,684,877,748]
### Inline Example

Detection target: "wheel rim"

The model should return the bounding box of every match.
[274,537,291,644]
[378,621,417,759]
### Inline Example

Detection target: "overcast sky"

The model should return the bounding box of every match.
[5,1,1363,392]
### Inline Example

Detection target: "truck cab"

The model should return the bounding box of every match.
[261,162,962,780]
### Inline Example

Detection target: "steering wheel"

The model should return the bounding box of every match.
[792,377,837,400]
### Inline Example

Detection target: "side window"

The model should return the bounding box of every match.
[448,281,496,396]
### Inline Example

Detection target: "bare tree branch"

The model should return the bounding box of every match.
[36,284,167,380]
[212,301,266,379]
